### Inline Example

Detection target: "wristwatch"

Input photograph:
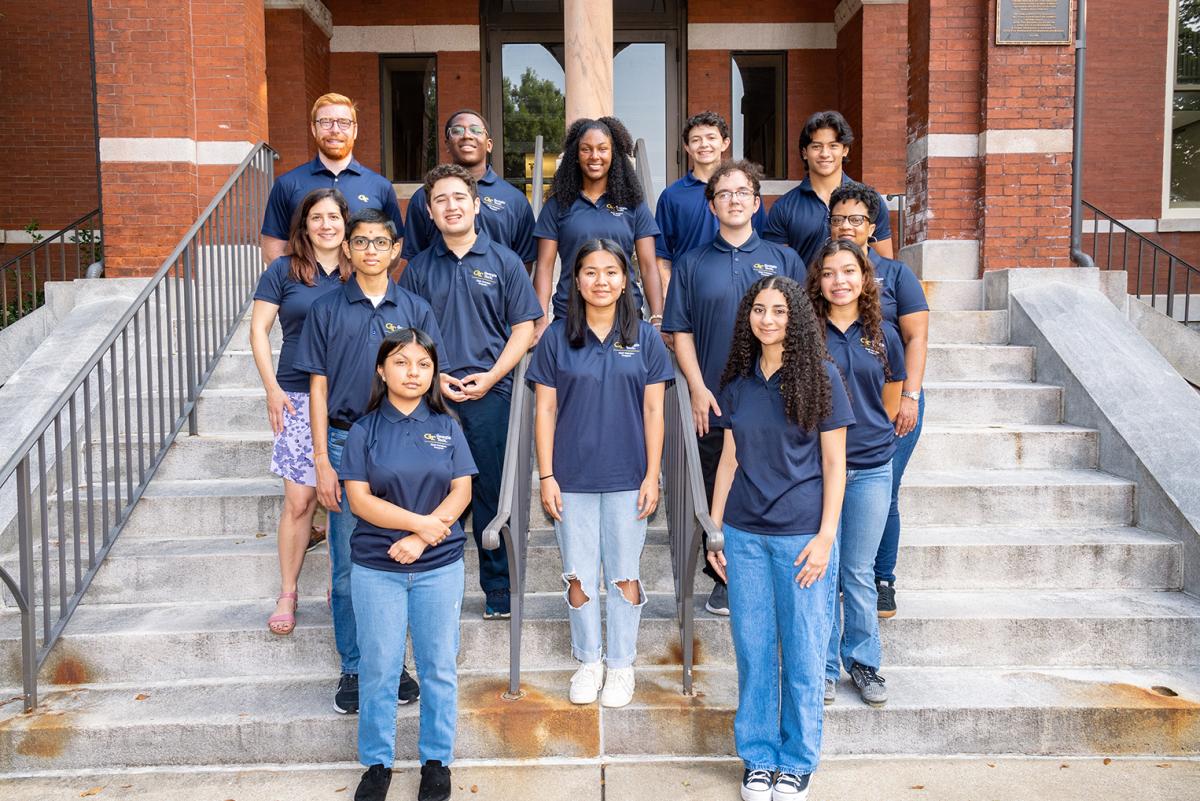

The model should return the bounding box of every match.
[901,390,921,401]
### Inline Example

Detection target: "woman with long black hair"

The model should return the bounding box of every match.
[340,328,477,801]
[531,116,663,337]
[528,238,673,709]
[706,275,853,801]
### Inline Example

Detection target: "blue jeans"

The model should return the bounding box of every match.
[725,524,839,776]
[553,490,647,668]
[875,391,924,583]
[352,559,464,767]
[827,461,893,678]
[448,392,511,594]
[327,427,359,674]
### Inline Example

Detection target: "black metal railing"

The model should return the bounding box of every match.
[1,210,103,329]
[1083,201,1200,323]
[0,143,275,711]
[885,193,906,251]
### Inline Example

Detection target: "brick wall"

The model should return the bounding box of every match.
[787,50,840,181]
[0,1,99,236]
[265,8,331,173]
[330,53,382,172]
[858,3,907,196]
[836,11,865,172]
[324,0,477,26]
[436,51,484,163]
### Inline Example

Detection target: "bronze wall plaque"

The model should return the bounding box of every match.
[996,0,1071,45]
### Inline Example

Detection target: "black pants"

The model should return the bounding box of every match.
[697,428,726,586]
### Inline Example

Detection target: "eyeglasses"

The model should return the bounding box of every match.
[448,124,487,138]
[713,189,756,203]
[315,118,355,131]
[829,214,869,227]
[348,236,395,251]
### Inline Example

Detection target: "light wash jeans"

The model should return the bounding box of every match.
[553,490,647,668]
[724,524,839,776]
[327,427,359,674]
[352,559,464,767]
[827,461,893,679]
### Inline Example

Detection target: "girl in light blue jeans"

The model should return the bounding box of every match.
[528,240,673,709]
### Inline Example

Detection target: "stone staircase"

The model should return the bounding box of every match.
[1,255,1199,792]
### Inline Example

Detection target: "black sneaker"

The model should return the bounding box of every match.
[484,588,512,620]
[740,768,773,801]
[399,665,420,704]
[418,759,452,801]
[876,579,896,619]
[354,763,392,801]
[705,581,730,616]
[849,662,888,707]
[334,672,359,714]
[772,771,811,800]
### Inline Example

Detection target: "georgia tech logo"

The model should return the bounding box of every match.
[860,337,884,357]
[752,262,779,277]
[357,194,370,203]
[482,195,506,212]
[383,322,403,333]
[423,432,453,450]
[613,342,641,359]
[471,268,498,287]
[605,203,628,217]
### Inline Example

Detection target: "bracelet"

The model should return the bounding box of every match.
[539,474,554,481]
[901,390,921,401]
[648,313,664,322]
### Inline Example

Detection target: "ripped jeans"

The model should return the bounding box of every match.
[553,490,647,668]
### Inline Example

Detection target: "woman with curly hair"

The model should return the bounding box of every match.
[827,182,928,619]
[706,275,853,801]
[532,116,663,337]
[807,240,906,710]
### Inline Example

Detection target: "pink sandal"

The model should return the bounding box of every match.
[268,592,298,636]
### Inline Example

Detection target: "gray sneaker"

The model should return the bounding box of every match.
[849,662,887,707]
[824,678,836,706]
[705,582,730,616]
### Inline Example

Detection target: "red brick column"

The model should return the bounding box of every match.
[94,0,268,277]
[265,2,331,173]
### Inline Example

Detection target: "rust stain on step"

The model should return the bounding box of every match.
[654,637,704,666]
[459,676,599,758]
[0,692,76,760]
[49,654,92,686]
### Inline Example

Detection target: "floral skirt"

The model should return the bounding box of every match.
[270,390,316,487]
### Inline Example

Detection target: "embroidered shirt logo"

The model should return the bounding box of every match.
[613,342,641,359]
[383,322,403,333]
[859,336,884,357]
[482,195,506,212]
[471,268,498,287]
[357,194,370,203]
[752,262,779,277]
[422,432,453,450]
[605,203,628,218]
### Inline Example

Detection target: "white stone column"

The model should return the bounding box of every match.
[564,0,613,123]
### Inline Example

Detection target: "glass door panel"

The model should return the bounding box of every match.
[614,42,667,204]
[500,43,565,200]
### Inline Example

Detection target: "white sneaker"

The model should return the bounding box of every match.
[568,661,605,704]
[741,769,773,801]
[772,772,810,801]
[599,666,636,708]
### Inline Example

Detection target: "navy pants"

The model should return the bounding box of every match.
[450,391,511,594]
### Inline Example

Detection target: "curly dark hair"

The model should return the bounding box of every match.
[720,275,834,431]
[550,116,644,216]
[423,163,478,200]
[828,181,880,221]
[683,111,730,142]
[806,240,892,380]
[705,159,764,202]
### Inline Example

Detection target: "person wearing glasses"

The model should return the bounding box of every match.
[261,93,403,264]
[762,111,893,265]
[661,160,803,617]
[399,110,536,273]
[827,182,928,620]
[296,208,442,717]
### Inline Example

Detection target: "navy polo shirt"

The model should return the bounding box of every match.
[340,399,477,573]
[869,250,928,328]
[715,360,855,536]
[401,167,536,263]
[653,172,766,263]
[261,156,403,240]
[294,279,443,423]
[399,231,543,397]
[533,193,660,317]
[527,319,674,493]
[252,257,345,392]
[825,319,907,469]
[662,233,804,426]
[762,175,892,266]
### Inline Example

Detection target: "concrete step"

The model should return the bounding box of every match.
[2,666,1196,772]
[929,310,1008,344]
[898,469,1134,526]
[207,349,277,390]
[908,424,1098,471]
[150,433,274,481]
[920,279,983,312]
[924,344,1034,382]
[923,381,1061,425]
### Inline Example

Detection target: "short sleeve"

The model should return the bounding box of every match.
[893,261,929,317]
[401,188,432,261]
[416,301,444,349]
[819,360,857,431]
[449,420,479,479]
[293,299,329,376]
[660,253,693,333]
[884,325,908,384]
[261,181,293,240]
[633,202,660,240]
[525,328,560,388]
[381,183,404,237]
[653,192,676,260]
[501,252,544,325]
[397,253,423,296]
[512,200,537,263]
[873,191,892,242]
[762,196,790,245]
[780,247,806,282]
[338,422,370,482]
[533,197,561,242]
[641,323,675,385]
[253,259,287,305]
[712,381,738,429]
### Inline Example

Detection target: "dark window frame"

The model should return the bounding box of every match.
[379,54,439,183]
[731,51,787,180]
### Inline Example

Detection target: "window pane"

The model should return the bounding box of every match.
[382,56,437,182]
[615,42,667,202]
[732,53,785,178]
[1173,2,1200,206]
[501,44,566,198]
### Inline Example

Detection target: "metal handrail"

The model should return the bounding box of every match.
[1070,0,1096,269]
[884,193,906,251]
[1083,201,1200,323]
[0,143,275,710]
[1,209,103,328]
[481,354,535,699]
[532,135,545,219]
[662,355,722,694]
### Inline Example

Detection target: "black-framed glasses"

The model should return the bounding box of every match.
[829,214,869,227]
[348,236,394,251]
[448,124,487,138]
[713,189,756,203]
[315,117,355,131]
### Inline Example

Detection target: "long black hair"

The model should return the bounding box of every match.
[806,239,892,379]
[366,328,449,416]
[566,239,640,349]
[551,116,644,216]
[720,275,834,432]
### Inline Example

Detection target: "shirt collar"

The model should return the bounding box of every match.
[379,397,431,423]
[798,172,854,196]
[825,317,863,339]
[712,231,762,253]
[753,360,782,386]
[478,166,498,186]
[344,276,396,306]
[309,155,364,176]
[433,230,493,258]
[683,171,705,187]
